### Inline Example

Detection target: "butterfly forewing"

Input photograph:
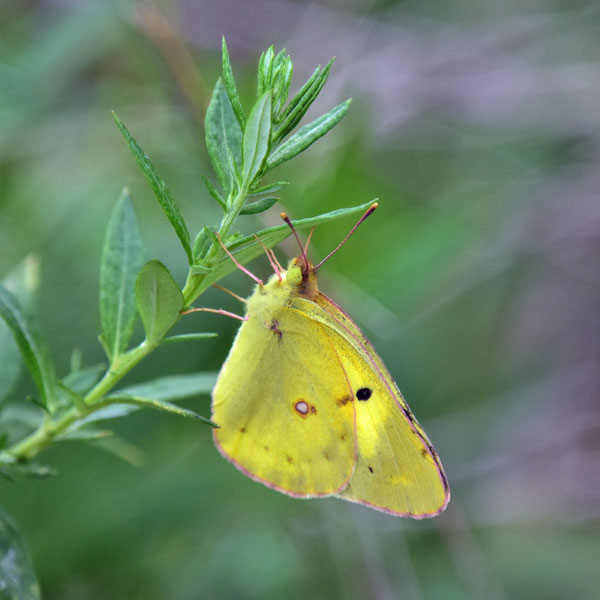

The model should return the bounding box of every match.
[294,293,449,517]
[212,305,356,497]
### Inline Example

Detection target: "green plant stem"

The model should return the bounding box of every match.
[181,184,248,306]
[3,187,248,464]
[3,340,155,464]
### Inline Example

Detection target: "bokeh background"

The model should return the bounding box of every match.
[2,1,600,598]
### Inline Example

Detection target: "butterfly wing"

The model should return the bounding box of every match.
[212,304,356,497]
[293,293,449,517]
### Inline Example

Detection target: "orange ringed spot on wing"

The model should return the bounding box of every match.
[293,398,318,419]
[294,399,309,416]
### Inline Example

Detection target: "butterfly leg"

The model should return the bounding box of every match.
[182,307,247,321]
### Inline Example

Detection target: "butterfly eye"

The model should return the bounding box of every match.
[356,387,372,401]
[286,265,302,286]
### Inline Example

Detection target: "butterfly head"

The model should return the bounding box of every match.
[285,255,318,299]
[279,202,378,301]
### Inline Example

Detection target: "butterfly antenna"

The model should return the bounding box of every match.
[268,248,285,274]
[313,202,378,271]
[253,234,282,281]
[212,283,248,304]
[281,212,309,269]
[304,226,316,257]
[216,233,263,285]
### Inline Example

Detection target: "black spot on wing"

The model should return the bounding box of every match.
[356,387,372,401]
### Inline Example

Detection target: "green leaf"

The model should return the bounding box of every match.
[74,373,217,427]
[199,201,375,290]
[248,181,289,197]
[257,46,274,96]
[241,92,272,187]
[105,395,216,426]
[0,315,21,405]
[59,427,112,442]
[204,79,243,196]
[56,382,87,413]
[162,333,218,344]
[192,225,218,264]
[0,257,39,405]
[90,372,217,413]
[61,363,106,395]
[271,52,293,116]
[267,99,351,170]
[273,60,333,145]
[99,188,146,360]
[200,175,226,210]
[239,196,278,215]
[113,112,192,263]
[135,261,183,345]
[282,66,319,119]
[189,264,214,275]
[221,36,246,127]
[0,286,57,411]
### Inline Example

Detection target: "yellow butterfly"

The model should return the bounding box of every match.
[211,204,449,517]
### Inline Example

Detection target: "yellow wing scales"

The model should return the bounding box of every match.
[212,252,449,518]
[294,293,449,517]
[212,301,356,497]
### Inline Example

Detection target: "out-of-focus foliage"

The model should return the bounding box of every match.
[1,1,599,599]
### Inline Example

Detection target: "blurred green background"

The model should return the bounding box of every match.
[2,1,599,598]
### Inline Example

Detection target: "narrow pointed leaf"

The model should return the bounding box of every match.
[192,225,218,264]
[0,286,57,411]
[221,37,246,127]
[113,113,192,263]
[283,66,319,118]
[205,79,243,195]
[59,427,112,442]
[274,60,333,144]
[135,261,183,344]
[248,181,289,197]
[0,257,39,405]
[0,323,21,406]
[162,333,218,344]
[239,196,278,215]
[273,57,293,116]
[100,372,217,408]
[62,363,106,395]
[57,382,87,412]
[267,99,351,170]
[198,201,375,291]
[200,175,226,210]
[0,329,20,403]
[99,189,146,359]
[257,46,274,96]
[106,395,216,426]
[77,373,218,425]
[189,264,214,275]
[242,92,271,186]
